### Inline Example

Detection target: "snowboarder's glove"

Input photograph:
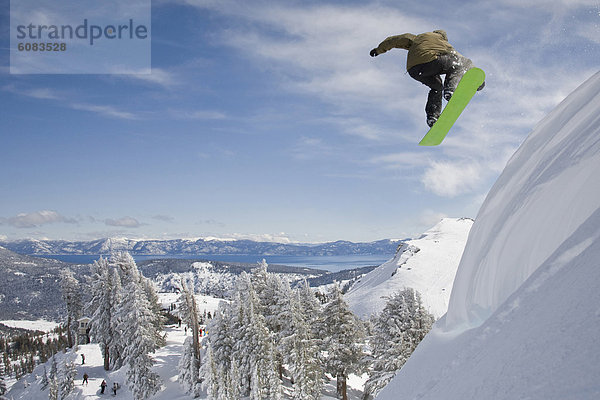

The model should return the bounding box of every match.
[370,48,379,57]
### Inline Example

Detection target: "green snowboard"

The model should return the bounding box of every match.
[419,67,485,146]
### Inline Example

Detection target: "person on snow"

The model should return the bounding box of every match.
[370,30,484,127]
[101,379,107,394]
[82,372,89,386]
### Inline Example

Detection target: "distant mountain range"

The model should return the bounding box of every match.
[0,237,401,257]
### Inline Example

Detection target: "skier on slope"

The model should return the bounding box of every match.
[370,30,484,127]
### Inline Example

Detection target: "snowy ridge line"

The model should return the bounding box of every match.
[346,218,473,320]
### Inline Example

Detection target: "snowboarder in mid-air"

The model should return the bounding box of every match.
[370,30,484,127]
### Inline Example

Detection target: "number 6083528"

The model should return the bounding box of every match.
[17,42,66,51]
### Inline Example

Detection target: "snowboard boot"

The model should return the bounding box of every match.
[445,80,484,100]
[427,116,438,128]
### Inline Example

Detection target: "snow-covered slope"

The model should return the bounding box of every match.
[345,218,472,319]
[377,71,600,399]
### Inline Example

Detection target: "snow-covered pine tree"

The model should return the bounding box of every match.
[297,278,323,339]
[179,336,201,397]
[48,356,59,400]
[204,307,233,388]
[322,284,366,400]
[200,342,219,400]
[59,356,77,400]
[141,277,167,348]
[252,264,292,380]
[0,357,7,399]
[281,289,323,400]
[250,260,288,328]
[48,377,59,400]
[228,272,281,398]
[40,366,49,391]
[111,251,164,378]
[230,274,253,395]
[59,269,82,348]
[178,279,201,394]
[249,259,270,305]
[362,288,435,399]
[225,361,241,400]
[48,355,58,383]
[109,266,124,369]
[113,256,162,400]
[248,299,281,400]
[402,289,435,350]
[87,257,114,370]
[111,251,139,286]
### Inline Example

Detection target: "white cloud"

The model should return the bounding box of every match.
[370,151,432,170]
[575,22,600,44]
[69,103,138,120]
[169,109,227,120]
[104,217,142,228]
[152,215,175,222]
[112,67,180,88]
[422,160,484,197]
[197,219,226,227]
[226,232,294,244]
[498,0,597,8]
[419,210,448,228]
[291,136,334,160]
[3,210,76,228]
[3,85,62,100]
[3,85,138,120]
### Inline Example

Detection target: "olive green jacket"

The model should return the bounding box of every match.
[373,30,455,71]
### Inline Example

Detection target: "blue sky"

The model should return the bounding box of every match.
[0,0,598,243]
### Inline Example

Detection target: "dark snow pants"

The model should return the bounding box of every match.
[408,52,473,119]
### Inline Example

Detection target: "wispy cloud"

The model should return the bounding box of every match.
[69,103,138,120]
[197,219,226,227]
[419,210,448,228]
[291,136,334,160]
[226,232,294,244]
[152,215,175,222]
[3,84,139,120]
[2,84,62,100]
[370,152,433,170]
[104,216,142,228]
[169,109,227,120]
[112,67,180,88]
[1,210,77,229]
